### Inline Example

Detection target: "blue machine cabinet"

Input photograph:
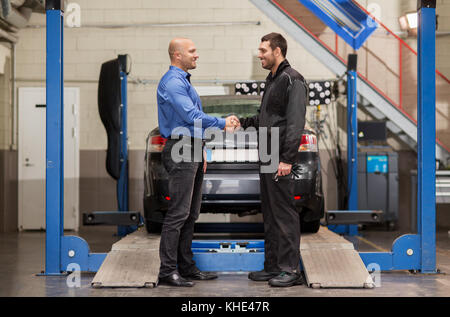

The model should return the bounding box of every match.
[42,0,437,275]
[358,151,399,225]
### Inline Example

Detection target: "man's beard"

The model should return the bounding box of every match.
[262,57,275,70]
[183,59,196,70]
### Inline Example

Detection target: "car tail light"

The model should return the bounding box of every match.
[298,134,318,152]
[150,135,167,152]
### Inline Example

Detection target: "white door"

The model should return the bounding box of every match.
[18,87,80,231]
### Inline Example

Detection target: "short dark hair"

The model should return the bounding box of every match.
[261,33,287,57]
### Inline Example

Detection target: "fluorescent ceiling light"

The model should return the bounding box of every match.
[406,12,418,29]
[398,16,408,31]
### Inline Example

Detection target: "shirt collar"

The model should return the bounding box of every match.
[170,65,191,82]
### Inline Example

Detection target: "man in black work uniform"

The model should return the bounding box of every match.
[240,33,307,287]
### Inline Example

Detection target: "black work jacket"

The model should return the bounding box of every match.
[240,60,307,165]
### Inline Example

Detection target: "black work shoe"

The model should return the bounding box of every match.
[158,273,195,287]
[268,272,304,287]
[181,271,218,280]
[248,270,281,281]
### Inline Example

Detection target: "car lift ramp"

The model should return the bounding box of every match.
[90,226,372,289]
[300,227,373,288]
[91,229,160,288]
[42,1,437,277]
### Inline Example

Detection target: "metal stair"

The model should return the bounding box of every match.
[250,0,450,162]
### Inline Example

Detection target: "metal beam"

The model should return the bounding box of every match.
[44,4,64,275]
[417,0,437,274]
[347,69,358,211]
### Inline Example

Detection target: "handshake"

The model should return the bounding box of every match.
[224,115,241,132]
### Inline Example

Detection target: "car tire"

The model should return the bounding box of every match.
[300,219,321,233]
[300,197,324,233]
[145,220,162,234]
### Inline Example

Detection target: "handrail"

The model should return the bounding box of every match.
[351,0,450,84]
[270,0,450,154]
[270,0,411,118]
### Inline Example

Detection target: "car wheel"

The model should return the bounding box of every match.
[386,221,397,231]
[300,219,321,233]
[146,220,162,233]
[300,197,324,233]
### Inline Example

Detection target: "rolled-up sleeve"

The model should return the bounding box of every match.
[165,78,226,130]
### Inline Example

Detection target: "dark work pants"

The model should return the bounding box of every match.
[260,172,301,273]
[159,139,204,278]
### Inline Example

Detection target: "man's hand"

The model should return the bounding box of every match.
[225,115,241,132]
[203,149,207,173]
[277,162,292,177]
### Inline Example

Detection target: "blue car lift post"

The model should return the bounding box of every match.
[327,55,359,236]
[328,0,437,272]
[116,55,135,237]
[42,0,437,275]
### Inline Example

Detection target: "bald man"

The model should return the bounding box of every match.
[156,38,239,287]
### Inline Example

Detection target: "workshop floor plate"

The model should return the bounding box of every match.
[91,229,160,288]
[91,227,373,288]
[300,227,374,288]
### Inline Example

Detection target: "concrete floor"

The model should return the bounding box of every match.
[0,226,449,297]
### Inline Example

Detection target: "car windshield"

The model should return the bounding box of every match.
[201,95,261,118]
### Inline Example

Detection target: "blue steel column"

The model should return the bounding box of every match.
[45,3,64,275]
[417,0,437,273]
[117,71,129,236]
[345,70,358,236]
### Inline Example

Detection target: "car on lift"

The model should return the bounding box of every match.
[143,95,324,234]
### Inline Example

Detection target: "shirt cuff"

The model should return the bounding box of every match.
[218,118,226,130]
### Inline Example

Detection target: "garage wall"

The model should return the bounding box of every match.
[9,0,450,231]
[0,45,17,233]
[400,0,450,79]
[16,0,336,151]
[15,0,338,226]
[0,45,11,151]
[436,0,450,79]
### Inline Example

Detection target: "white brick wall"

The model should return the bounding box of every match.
[0,46,11,151]
[13,0,450,150]
[15,0,337,150]
[436,0,450,78]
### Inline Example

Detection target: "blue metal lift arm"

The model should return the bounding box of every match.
[296,0,377,50]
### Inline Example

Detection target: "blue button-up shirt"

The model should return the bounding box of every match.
[157,66,226,139]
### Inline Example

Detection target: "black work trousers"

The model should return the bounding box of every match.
[260,172,301,273]
[158,139,204,278]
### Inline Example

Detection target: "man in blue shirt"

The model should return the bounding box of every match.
[157,38,239,287]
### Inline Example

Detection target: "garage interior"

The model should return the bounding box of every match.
[1,0,450,298]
